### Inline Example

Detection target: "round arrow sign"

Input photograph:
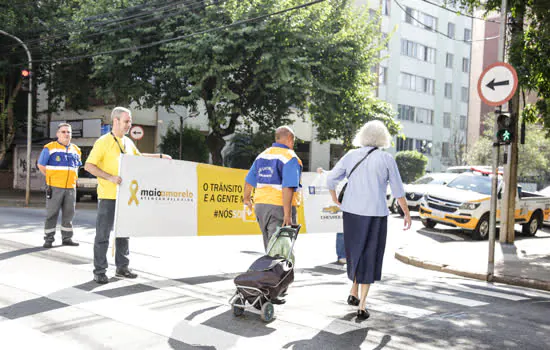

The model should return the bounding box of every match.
[477,62,518,106]
[129,125,144,140]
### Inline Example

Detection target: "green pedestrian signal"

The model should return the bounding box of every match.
[496,114,513,144]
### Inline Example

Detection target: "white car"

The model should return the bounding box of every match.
[389,173,458,215]
[537,186,550,224]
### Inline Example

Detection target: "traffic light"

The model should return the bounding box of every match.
[496,114,513,144]
[20,69,30,92]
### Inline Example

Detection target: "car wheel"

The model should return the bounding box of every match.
[522,211,542,237]
[421,219,436,229]
[472,213,490,240]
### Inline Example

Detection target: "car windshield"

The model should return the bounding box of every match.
[413,174,454,185]
[446,175,494,195]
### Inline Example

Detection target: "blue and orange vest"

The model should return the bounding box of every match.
[43,142,82,188]
[252,146,303,206]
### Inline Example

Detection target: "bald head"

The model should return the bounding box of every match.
[275,126,295,149]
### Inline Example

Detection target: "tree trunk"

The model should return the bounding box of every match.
[206,132,226,166]
[0,78,20,164]
[501,2,525,243]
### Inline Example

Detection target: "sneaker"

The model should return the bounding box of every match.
[62,239,79,247]
[93,274,109,284]
[337,258,347,264]
[115,268,138,279]
[43,241,53,248]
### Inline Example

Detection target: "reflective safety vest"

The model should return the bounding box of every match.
[43,142,82,188]
[253,146,303,206]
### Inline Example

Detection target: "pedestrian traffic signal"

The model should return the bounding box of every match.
[21,69,30,92]
[496,114,513,144]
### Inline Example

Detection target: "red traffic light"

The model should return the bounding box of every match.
[21,69,30,77]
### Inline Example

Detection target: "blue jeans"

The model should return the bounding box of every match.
[336,232,345,260]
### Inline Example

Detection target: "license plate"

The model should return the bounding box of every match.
[430,209,445,218]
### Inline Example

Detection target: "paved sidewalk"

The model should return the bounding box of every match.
[395,231,550,292]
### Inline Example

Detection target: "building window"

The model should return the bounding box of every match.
[379,66,387,85]
[382,33,389,49]
[442,142,450,158]
[415,139,432,155]
[403,7,437,31]
[444,113,451,128]
[416,108,434,125]
[295,140,310,171]
[398,104,415,121]
[460,115,467,130]
[464,28,472,42]
[382,0,391,16]
[401,39,436,63]
[462,58,470,73]
[447,22,455,39]
[400,72,435,94]
[329,144,345,169]
[461,87,469,102]
[397,137,414,152]
[446,53,453,68]
[444,83,452,99]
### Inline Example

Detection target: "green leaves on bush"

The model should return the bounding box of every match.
[395,150,428,184]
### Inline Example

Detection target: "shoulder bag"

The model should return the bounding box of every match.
[337,147,378,203]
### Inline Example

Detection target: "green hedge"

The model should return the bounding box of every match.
[395,150,428,184]
[159,125,209,163]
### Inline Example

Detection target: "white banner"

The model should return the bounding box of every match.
[113,156,346,237]
[302,172,344,233]
[115,155,198,237]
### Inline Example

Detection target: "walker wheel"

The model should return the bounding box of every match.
[233,297,245,317]
[260,302,274,322]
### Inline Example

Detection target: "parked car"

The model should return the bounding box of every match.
[76,168,97,202]
[389,173,458,215]
[537,185,550,225]
[419,173,550,240]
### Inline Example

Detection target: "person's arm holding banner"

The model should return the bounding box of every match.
[85,163,122,185]
[244,160,257,212]
[141,153,172,159]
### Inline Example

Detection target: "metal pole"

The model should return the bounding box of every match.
[0,30,32,205]
[488,0,508,279]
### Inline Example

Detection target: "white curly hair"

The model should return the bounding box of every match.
[352,120,392,149]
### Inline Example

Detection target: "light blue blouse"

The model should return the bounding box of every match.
[326,146,405,217]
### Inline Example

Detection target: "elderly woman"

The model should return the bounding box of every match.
[326,120,411,320]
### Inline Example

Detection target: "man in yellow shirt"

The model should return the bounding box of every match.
[85,107,172,284]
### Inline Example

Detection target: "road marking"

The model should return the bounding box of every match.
[0,317,80,350]
[376,284,488,307]
[366,298,436,319]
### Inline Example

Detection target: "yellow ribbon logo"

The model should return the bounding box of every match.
[128,180,139,206]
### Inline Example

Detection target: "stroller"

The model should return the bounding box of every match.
[229,224,301,322]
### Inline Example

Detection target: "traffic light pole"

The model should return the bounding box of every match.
[0,30,32,205]
[488,0,508,279]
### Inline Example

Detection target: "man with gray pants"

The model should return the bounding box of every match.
[37,123,82,248]
[85,107,172,284]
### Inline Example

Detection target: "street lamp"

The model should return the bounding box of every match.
[0,30,32,205]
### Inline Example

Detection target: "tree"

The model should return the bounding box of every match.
[159,124,209,163]
[223,128,273,169]
[466,114,550,179]
[308,7,400,150]
[395,150,427,184]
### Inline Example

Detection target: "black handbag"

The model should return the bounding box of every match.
[338,147,378,203]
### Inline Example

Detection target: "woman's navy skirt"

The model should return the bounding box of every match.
[343,211,388,284]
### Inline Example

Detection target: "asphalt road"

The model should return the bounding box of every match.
[0,207,548,349]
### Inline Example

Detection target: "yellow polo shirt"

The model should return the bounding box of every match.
[86,133,141,199]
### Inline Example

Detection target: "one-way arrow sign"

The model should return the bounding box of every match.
[478,62,518,106]
[486,79,510,91]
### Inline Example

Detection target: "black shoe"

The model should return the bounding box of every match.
[115,268,138,279]
[271,297,286,305]
[94,274,109,284]
[43,241,53,248]
[357,308,370,320]
[62,239,79,246]
[347,295,360,306]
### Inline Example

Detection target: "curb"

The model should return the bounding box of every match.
[395,251,550,292]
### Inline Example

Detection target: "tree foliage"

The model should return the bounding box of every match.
[159,124,209,163]
[395,150,427,184]
[223,129,273,169]
[465,114,550,178]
